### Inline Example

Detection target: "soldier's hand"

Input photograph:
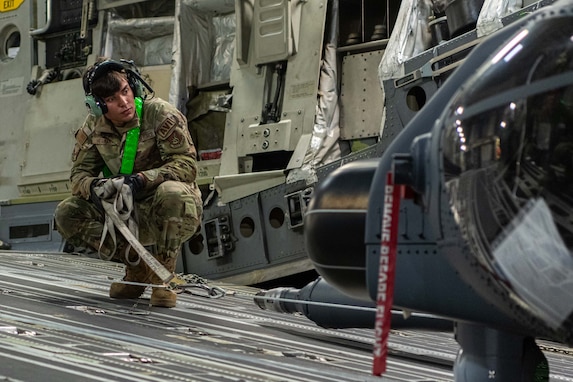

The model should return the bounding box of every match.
[89,178,106,212]
[123,174,145,198]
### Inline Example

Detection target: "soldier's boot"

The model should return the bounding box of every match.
[149,255,178,308]
[109,249,153,299]
[0,239,11,250]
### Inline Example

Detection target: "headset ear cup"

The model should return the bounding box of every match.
[133,81,145,98]
[127,72,144,98]
[85,95,105,117]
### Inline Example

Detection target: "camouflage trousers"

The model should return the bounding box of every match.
[54,181,202,259]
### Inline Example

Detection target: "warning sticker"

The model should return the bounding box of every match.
[0,0,25,13]
[0,77,24,97]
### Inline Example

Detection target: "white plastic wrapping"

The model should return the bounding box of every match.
[287,43,342,185]
[476,0,523,37]
[377,0,433,136]
[378,0,434,81]
[309,43,342,166]
[211,14,236,83]
[104,16,175,66]
[185,0,235,14]
[170,0,235,112]
[179,10,212,87]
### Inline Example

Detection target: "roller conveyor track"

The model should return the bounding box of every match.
[0,251,571,381]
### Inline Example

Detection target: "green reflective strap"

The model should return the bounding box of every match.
[119,97,143,175]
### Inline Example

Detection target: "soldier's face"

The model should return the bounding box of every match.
[103,78,135,126]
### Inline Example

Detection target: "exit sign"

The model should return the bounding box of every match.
[1,0,25,12]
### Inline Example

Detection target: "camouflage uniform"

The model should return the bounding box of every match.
[55,97,202,260]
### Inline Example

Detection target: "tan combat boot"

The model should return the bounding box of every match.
[149,255,178,308]
[109,249,152,299]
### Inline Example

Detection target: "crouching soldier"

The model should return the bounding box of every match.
[55,58,202,308]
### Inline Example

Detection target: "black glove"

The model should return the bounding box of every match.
[123,174,145,198]
[89,179,105,212]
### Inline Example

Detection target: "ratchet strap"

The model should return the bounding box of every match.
[102,199,185,289]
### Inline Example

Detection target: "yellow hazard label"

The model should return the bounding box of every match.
[0,0,24,12]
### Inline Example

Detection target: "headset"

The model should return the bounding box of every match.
[83,59,154,117]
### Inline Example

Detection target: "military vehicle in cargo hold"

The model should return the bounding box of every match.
[0,0,529,285]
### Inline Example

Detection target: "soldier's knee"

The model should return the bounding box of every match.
[155,181,201,218]
[54,197,75,229]
[54,196,99,231]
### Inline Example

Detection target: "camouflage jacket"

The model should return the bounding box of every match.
[71,97,199,199]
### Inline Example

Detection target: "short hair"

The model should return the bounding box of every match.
[82,57,129,99]
[91,70,128,99]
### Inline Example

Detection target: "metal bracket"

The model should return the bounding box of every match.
[285,187,313,229]
[204,215,235,259]
[395,38,484,88]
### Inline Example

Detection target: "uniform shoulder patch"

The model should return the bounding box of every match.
[167,130,185,149]
[75,128,89,145]
[157,114,178,140]
[75,124,95,146]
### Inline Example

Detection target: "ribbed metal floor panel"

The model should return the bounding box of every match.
[0,251,570,381]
